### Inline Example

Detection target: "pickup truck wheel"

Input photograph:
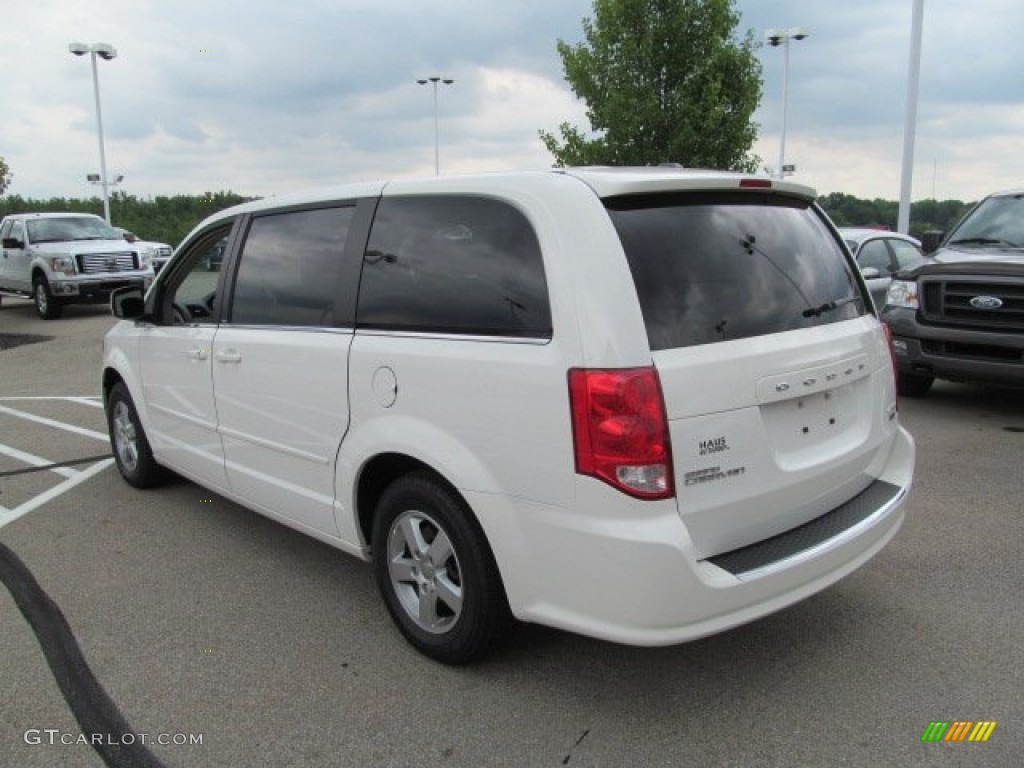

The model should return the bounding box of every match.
[372,472,513,664]
[897,371,934,397]
[33,276,63,319]
[107,382,167,488]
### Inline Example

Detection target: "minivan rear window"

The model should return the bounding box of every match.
[606,191,866,351]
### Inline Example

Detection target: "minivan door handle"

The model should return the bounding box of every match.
[216,349,242,364]
[186,347,209,361]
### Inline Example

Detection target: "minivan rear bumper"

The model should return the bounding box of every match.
[474,425,914,646]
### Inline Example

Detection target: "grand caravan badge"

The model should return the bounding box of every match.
[684,465,746,487]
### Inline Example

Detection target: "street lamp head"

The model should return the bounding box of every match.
[69,41,117,59]
[789,27,809,41]
[86,173,100,182]
[93,43,117,60]
[416,79,429,85]
[442,78,454,85]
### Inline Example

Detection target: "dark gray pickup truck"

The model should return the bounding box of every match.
[881,189,1024,396]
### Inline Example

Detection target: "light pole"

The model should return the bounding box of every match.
[765,28,808,179]
[69,41,117,223]
[416,76,454,175]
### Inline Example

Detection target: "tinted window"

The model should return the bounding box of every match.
[357,196,552,337]
[231,206,354,327]
[607,192,867,351]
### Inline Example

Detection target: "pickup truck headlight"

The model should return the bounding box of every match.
[885,279,919,309]
[48,256,77,274]
[138,246,157,266]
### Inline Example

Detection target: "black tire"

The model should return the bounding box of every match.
[372,472,513,664]
[33,275,63,319]
[897,371,934,397]
[106,382,168,488]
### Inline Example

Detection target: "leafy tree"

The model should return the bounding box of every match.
[0,157,11,195]
[816,192,972,239]
[540,0,762,171]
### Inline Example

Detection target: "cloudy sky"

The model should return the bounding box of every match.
[3,0,1022,206]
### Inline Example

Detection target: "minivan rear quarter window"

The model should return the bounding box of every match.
[357,195,552,338]
[607,192,866,350]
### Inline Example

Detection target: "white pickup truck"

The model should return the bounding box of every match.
[0,212,153,318]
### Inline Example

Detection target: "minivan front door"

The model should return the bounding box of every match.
[137,227,235,489]
[211,205,360,539]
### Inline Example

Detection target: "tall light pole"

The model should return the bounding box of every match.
[898,0,925,234]
[765,28,809,178]
[69,41,117,223]
[416,76,454,175]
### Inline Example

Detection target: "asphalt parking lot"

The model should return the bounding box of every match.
[1,295,1022,767]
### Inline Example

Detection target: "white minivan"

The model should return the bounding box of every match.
[102,168,915,663]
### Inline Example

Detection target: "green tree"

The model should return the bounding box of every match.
[0,157,12,195]
[540,0,762,171]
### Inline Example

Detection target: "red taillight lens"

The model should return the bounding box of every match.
[568,367,674,499]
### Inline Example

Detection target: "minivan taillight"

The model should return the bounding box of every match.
[568,367,674,499]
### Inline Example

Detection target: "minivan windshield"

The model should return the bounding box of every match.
[948,193,1024,249]
[26,216,122,244]
[607,191,866,350]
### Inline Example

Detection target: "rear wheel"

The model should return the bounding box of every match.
[107,382,167,488]
[33,275,63,319]
[372,472,512,664]
[896,371,934,397]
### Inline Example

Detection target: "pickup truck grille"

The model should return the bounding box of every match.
[921,278,1024,333]
[77,251,139,274]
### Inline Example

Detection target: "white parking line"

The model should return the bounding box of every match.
[0,459,114,530]
[0,397,114,529]
[0,443,80,479]
[0,404,109,442]
[0,395,102,403]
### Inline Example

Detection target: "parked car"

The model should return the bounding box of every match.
[115,227,174,273]
[0,213,153,319]
[881,189,1024,396]
[839,228,924,308]
[102,168,914,663]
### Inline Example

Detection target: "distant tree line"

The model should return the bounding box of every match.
[1,189,972,247]
[0,191,256,247]
[817,192,973,239]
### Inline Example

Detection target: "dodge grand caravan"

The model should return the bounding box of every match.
[102,168,915,663]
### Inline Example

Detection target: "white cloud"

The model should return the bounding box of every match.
[1,0,1022,209]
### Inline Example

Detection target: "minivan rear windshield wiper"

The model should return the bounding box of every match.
[949,237,1019,247]
[802,295,862,318]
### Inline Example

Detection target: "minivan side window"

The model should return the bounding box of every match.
[356,196,552,338]
[230,206,355,328]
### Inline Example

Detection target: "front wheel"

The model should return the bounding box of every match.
[372,472,512,664]
[33,275,63,319]
[106,382,167,488]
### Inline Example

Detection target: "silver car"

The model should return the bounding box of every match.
[840,228,924,308]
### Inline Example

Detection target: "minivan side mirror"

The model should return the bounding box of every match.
[111,286,146,320]
[921,230,944,255]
